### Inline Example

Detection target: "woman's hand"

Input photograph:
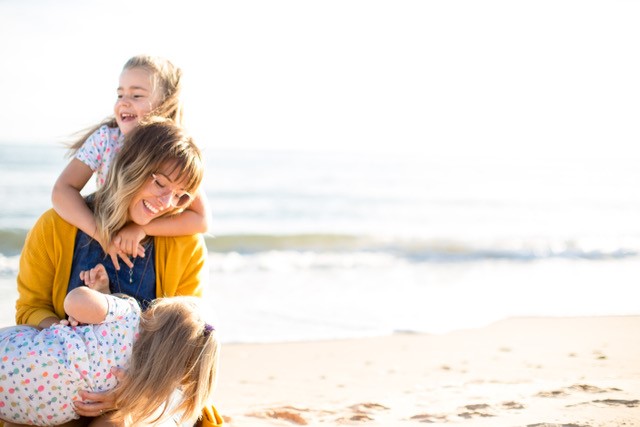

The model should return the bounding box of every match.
[74,367,126,417]
[79,263,111,294]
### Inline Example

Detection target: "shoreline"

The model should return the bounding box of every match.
[212,315,640,426]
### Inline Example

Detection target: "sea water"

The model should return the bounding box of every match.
[1,144,639,343]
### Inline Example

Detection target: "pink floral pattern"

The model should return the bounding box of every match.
[0,296,140,425]
[75,126,124,188]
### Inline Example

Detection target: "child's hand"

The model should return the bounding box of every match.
[59,316,80,327]
[113,224,146,259]
[79,263,110,294]
[107,243,132,271]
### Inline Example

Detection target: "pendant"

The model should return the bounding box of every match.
[129,268,133,284]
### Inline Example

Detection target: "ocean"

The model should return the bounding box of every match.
[1,144,639,343]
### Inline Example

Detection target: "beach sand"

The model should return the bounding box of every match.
[212,316,640,426]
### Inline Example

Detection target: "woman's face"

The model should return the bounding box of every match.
[128,165,193,226]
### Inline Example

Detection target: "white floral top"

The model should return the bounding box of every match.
[75,125,124,188]
[0,295,140,426]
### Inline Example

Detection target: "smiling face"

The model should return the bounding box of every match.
[128,164,193,226]
[91,120,203,249]
[114,67,163,135]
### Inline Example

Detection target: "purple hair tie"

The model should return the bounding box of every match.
[203,323,215,336]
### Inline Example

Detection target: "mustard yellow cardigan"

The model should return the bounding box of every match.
[13,209,224,426]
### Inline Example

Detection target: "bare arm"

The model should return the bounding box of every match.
[53,158,135,269]
[63,286,109,325]
[113,190,210,258]
[142,189,211,236]
[52,159,99,242]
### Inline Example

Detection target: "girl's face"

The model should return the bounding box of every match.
[114,67,163,135]
[128,165,193,226]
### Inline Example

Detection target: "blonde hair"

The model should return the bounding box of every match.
[110,296,219,425]
[68,54,184,154]
[92,118,203,248]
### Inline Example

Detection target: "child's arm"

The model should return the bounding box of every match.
[145,189,211,236]
[63,286,109,325]
[52,159,99,240]
[52,159,136,269]
[79,263,111,294]
[62,263,111,326]
[114,190,211,254]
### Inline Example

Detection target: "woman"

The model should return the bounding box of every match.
[12,119,222,427]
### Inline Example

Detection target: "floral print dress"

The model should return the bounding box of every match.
[0,295,140,426]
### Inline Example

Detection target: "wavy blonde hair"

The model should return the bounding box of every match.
[110,296,219,425]
[92,118,203,249]
[68,54,184,154]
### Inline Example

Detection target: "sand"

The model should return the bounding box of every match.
[1,275,637,426]
[212,316,640,426]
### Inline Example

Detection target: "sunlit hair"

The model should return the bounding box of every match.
[110,296,219,426]
[92,118,203,248]
[68,54,184,154]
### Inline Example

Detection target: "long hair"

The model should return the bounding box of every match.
[110,296,219,425]
[68,54,184,154]
[92,118,203,249]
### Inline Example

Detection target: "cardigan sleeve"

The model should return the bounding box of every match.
[155,233,208,298]
[15,210,76,326]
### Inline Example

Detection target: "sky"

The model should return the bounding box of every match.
[1,0,639,158]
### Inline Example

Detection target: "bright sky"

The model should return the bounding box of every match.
[1,0,639,158]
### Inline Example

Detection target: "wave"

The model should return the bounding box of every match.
[0,229,28,256]
[207,234,640,262]
[1,228,638,263]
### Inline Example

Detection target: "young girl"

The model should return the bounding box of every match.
[0,272,218,427]
[52,54,211,270]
